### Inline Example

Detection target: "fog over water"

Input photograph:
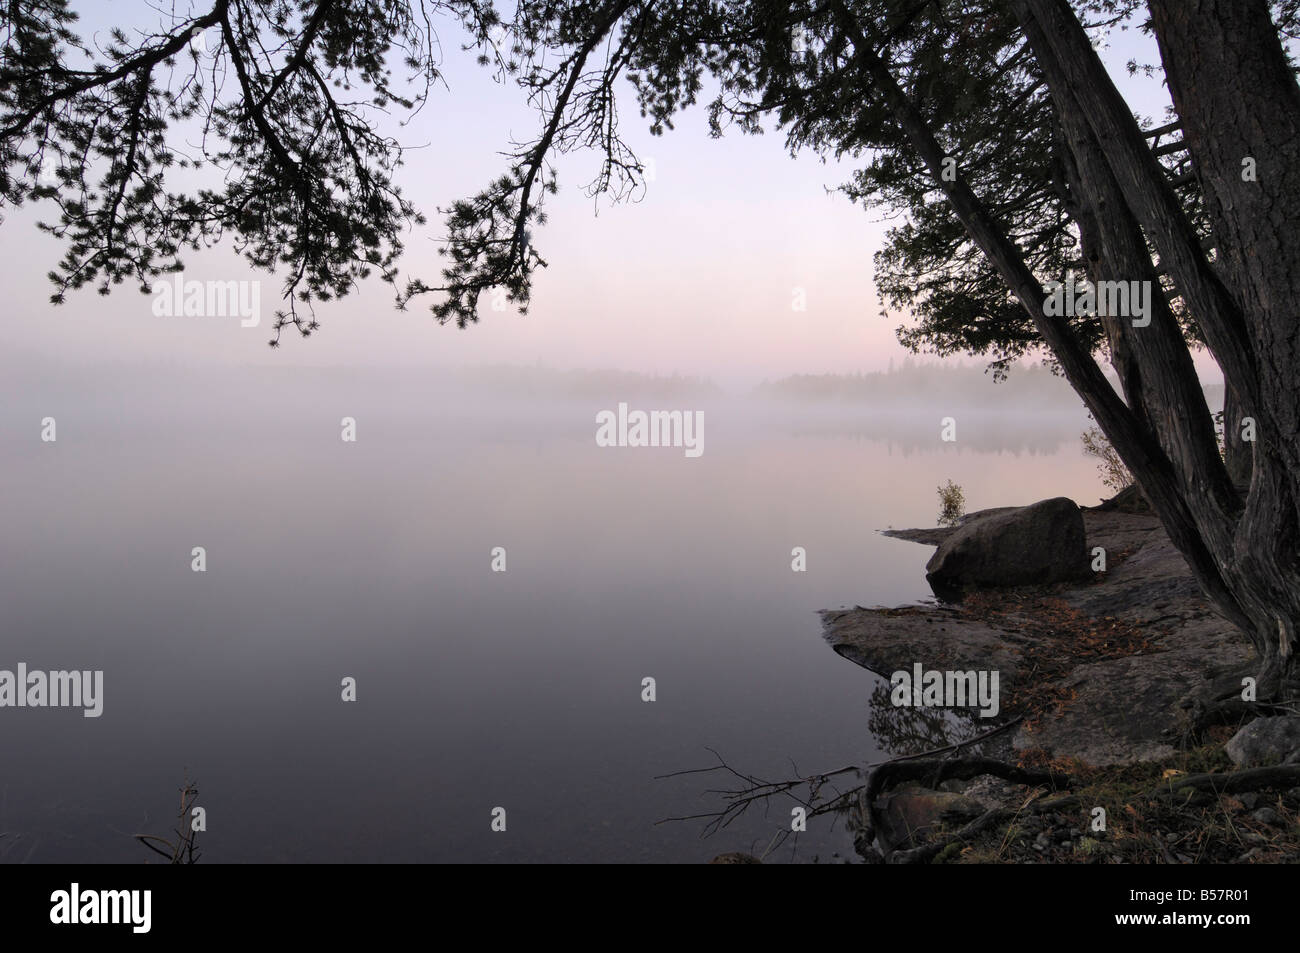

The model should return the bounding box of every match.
[1,360,1122,862]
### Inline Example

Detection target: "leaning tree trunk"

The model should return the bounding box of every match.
[1222,384,1253,488]
[1012,0,1300,698]
[833,0,1300,697]
[1144,0,1300,696]
[1148,0,1300,512]
[830,1,1252,648]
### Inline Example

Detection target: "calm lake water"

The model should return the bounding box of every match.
[0,366,1103,862]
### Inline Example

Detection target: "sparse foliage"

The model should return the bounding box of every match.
[937,479,965,527]
[1081,423,1132,492]
[1,0,451,343]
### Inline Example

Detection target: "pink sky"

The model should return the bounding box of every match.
[1,6,1214,390]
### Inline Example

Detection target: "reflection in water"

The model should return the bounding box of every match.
[0,365,1105,862]
[866,681,986,758]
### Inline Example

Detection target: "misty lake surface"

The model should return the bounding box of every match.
[0,366,1103,863]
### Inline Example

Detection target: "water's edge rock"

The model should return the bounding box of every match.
[928,497,1090,588]
[823,504,1250,768]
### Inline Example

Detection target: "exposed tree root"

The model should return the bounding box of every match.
[853,756,1072,863]
[887,795,1081,864]
[1159,763,1300,797]
[663,718,1300,862]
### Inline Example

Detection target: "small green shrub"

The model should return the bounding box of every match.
[1081,424,1133,492]
[937,480,966,527]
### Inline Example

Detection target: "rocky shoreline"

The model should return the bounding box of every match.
[805,496,1300,863]
[705,496,1300,863]
[822,500,1250,767]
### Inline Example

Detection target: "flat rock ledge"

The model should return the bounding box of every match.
[825,506,1252,767]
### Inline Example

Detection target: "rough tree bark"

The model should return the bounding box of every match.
[1013,0,1300,697]
[1223,385,1253,488]
[1147,0,1300,510]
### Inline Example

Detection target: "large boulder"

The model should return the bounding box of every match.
[926,497,1090,589]
[1225,716,1300,766]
